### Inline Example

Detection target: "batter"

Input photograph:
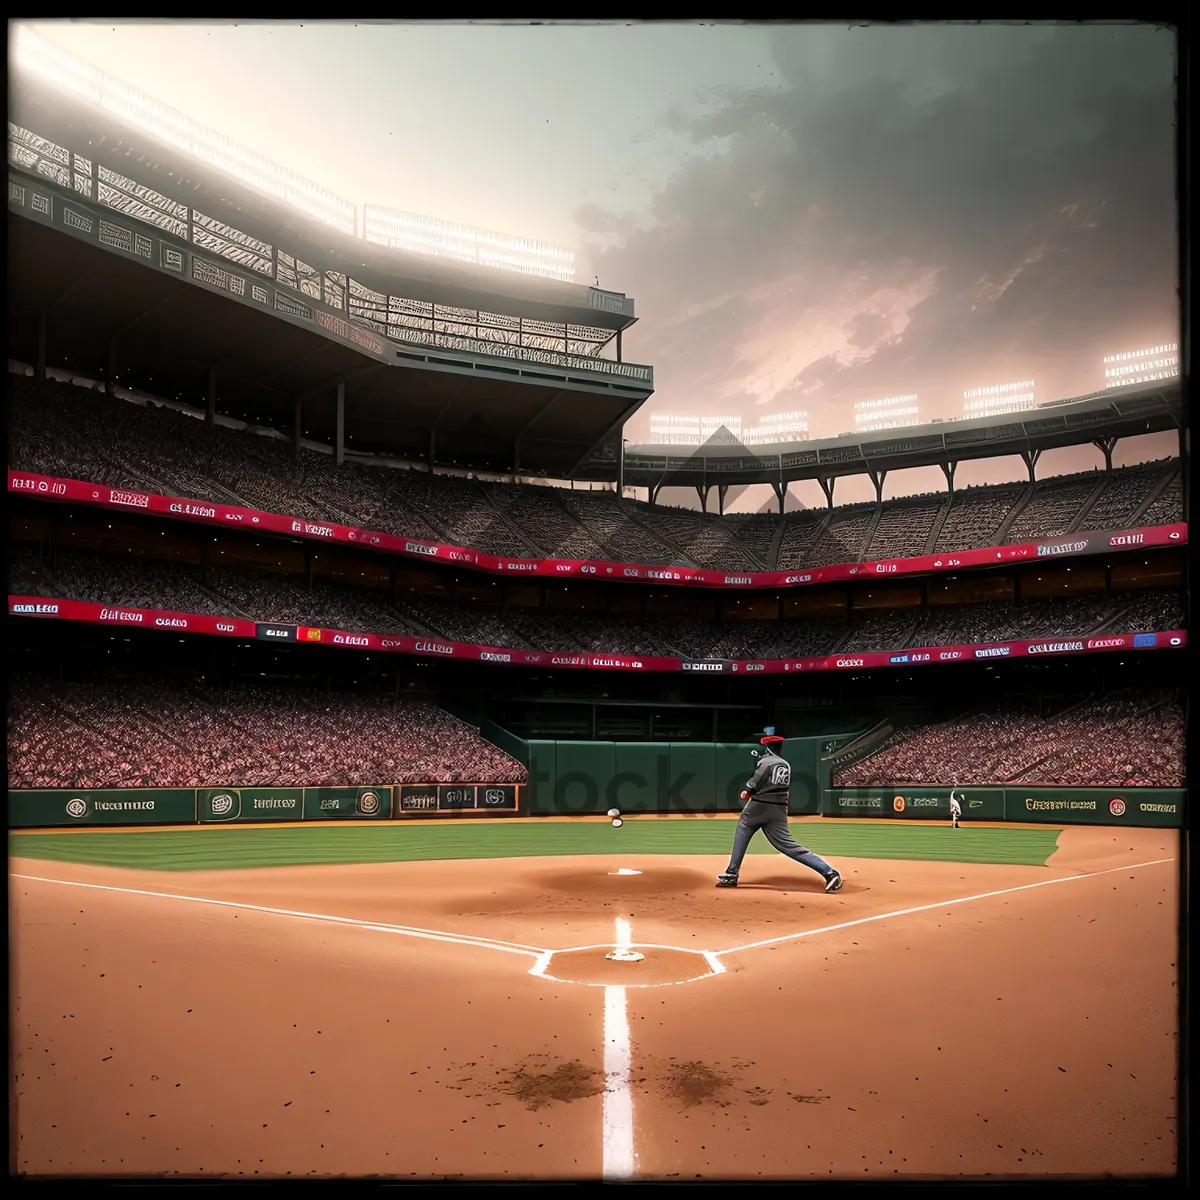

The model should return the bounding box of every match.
[717,732,843,891]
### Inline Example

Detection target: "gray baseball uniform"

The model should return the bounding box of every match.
[724,747,838,881]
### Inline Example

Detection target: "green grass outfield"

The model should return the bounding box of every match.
[8,819,1063,872]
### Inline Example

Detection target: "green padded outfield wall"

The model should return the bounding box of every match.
[8,788,197,827]
[823,786,1006,820]
[782,738,822,815]
[824,785,1183,827]
[612,742,670,811]
[1006,786,1183,826]
[551,741,616,814]
[528,736,826,815]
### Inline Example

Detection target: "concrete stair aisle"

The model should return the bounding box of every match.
[1067,476,1112,533]
[1126,464,1180,525]
[992,482,1035,543]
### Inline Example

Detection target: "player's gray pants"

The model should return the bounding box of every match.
[726,799,835,879]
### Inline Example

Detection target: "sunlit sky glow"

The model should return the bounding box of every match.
[11,20,1179,510]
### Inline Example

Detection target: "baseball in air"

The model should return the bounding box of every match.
[612,817,623,828]
[607,808,620,817]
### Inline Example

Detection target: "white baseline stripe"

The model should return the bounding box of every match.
[716,857,1175,957]
[603,914,636,1180]
[10,873,547,957]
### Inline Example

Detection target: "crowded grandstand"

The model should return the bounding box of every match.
[9,373,1184,571]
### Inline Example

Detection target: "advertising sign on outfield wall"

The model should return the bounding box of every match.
[824,786,1005,821]
[395,783,520,815]
[198,788,303,822]
[8,788,197,827]
[302,787,393,820]
[823,786,1184,828]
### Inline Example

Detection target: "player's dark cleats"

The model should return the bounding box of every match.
[825,871,843,893]
[716,872,739,887]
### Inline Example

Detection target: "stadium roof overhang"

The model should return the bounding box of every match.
[613,384,1183,490]
[8,208,648,479]
[7,71,639,334]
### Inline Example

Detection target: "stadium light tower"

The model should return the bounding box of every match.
[648,415,744,446]
[962,380,1035,418]
[1103,343,1179,388]
[743,411,809,444]
[853,395,919,433]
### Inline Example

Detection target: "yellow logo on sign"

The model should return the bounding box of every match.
[893,796,906,812]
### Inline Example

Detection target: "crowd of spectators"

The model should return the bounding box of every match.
[1006,473,1105,542]
[11,545,1184,659]
[7,674,526,789]
[834,688,1184,788]
[862,496,944,562]
[11,374,1181,573]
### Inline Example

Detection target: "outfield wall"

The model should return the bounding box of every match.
[7,783,523,828]
[824,786,1184,828]
[526,737,825,816]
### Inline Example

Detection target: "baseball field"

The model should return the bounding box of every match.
[9,816,1180,1180]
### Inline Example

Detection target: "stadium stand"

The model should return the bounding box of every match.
[934,484,1025,553]
[6,673,526,790]
[832,688,1185,788]
[10,546,1184,659]
[9,376,1182,573]
[861,495,944,561]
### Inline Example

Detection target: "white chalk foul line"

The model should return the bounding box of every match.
[603,918,635,1182]
[714,857,1176,957]
[9,874,548,958]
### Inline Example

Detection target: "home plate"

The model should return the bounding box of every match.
[608,868,642,876]
[605,947,645,962]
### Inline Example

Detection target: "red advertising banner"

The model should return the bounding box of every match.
[7,596,256,638]
[8,595,1187,675]
[8,469,1188,591]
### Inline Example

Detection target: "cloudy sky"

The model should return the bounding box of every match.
[14,20,1180,508]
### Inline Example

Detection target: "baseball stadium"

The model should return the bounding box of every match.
[7,28,1185,1182]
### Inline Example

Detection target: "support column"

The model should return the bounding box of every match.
[1020,448,1041,483]
[1092,436,1118,472]
[939,460,958,497]
[294,395,303,461]
[718,484,729,516]
[617,440,625,502]
[868,467,887,505]
[35,312,47,384]
[616,329,623,363]
[773,480,787,514]
[104,338,117,394]
[206,367,217,429]
[335,381,346,467]
[817,477,836,509]
[696,484,708,512]
[650,482,661,506]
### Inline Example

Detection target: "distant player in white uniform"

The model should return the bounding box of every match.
[949,789,963,829]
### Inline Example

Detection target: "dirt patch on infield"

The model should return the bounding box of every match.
[661,1059,734,1107]
[463,1054,605,1112]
